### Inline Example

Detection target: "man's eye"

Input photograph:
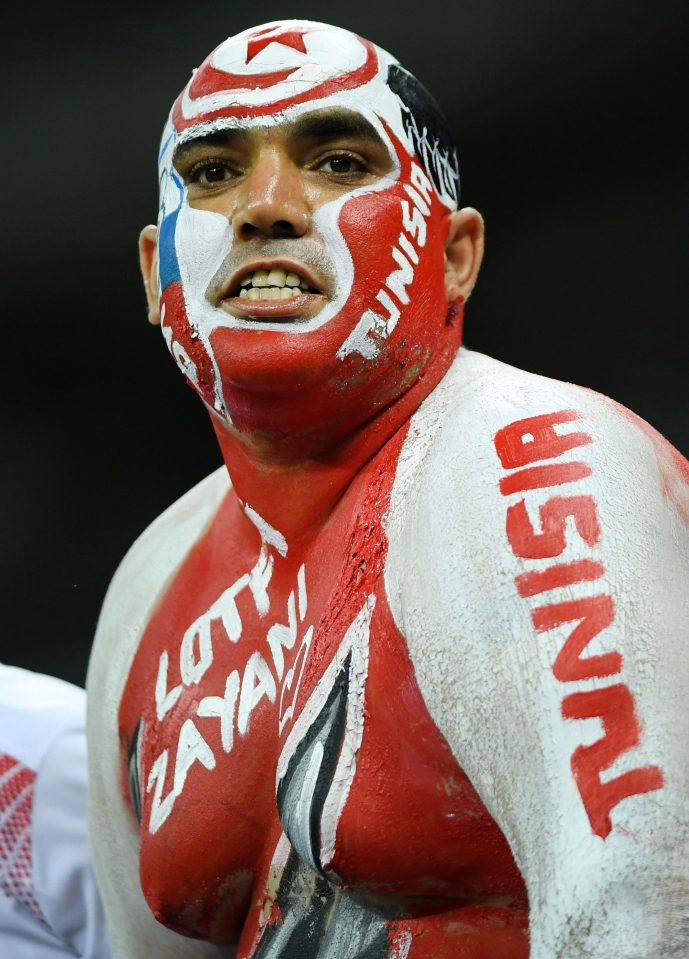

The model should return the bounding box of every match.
[188,161,234,185]
[318,155,365,175]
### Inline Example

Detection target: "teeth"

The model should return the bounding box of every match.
[240,286,301,302]
[236,267,312,292]
[251,269,270,288]
[267,269,287,287]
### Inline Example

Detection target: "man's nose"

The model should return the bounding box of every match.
[232,149,310,240]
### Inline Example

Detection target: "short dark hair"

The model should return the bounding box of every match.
[387,64,460,208]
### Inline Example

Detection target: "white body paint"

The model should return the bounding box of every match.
[87,468,230,959]
[88,349,689,957]
[385,349,689,957]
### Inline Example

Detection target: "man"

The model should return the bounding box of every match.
[0,664,109,957]
[87,19,689,959]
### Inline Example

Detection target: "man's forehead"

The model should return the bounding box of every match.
[170,20,391,134]
[210,21,370,79]
[158,19,460,211]
[172,108,387,164]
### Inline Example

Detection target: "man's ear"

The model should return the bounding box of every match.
[138,225,161,325]
[444,207,485,302]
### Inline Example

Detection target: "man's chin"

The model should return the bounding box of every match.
[208,324,343,395]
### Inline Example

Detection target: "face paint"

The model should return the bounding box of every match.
[157,20,460,431]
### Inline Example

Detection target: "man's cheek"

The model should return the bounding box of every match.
[159,282,218,408]
[175,204,233,316]
[157,207,223,410]
[335,178,449,363]
[337,188,406,313]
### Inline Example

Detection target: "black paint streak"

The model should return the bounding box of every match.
[276,654,350,872]
[127,718,143,826]
[387,63,460,207]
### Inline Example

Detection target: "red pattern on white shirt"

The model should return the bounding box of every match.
[0,752,49,927]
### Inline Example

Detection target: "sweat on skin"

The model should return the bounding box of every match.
[87,18,689,959]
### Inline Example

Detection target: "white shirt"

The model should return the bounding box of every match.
[0,664,110,958]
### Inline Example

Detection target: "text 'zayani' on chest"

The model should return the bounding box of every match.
[130,513,315,836]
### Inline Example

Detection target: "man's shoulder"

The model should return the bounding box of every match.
[88,468,230,695]
[427,347,627,434]
[388,347,688,597]
[412,346,671,478]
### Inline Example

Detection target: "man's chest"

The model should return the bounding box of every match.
[118,435,523,944]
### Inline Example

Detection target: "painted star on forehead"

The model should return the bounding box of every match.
[245,26,309,64]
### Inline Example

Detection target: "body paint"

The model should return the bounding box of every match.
[119,414,526,953]
[494,410,664,839]
[155,20,460,427]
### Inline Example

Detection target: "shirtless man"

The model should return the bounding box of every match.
[86,19,689,959]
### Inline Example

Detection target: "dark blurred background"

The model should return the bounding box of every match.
[2,1,687,686]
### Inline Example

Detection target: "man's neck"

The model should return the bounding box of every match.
[210,307,464,547]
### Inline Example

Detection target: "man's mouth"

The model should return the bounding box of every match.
[217,261,325,321]
[237,268,312,301]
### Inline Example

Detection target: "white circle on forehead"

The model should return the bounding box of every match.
[181,24,371,119]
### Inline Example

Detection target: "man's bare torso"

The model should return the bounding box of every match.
[117,371,527,956]
[88,349,689,958]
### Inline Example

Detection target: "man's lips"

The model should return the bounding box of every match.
[215,257,327,322]
[219,291,324,322]
[217,258,325,300]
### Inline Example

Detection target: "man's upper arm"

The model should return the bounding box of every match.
[387,364,689,957]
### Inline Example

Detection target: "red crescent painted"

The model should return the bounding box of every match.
[172,39,379,134]
[188,64,299,98]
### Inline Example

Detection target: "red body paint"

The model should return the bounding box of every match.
[506,495,600,559]
[120,424,528,956]
[129,25,528,952]
[563,686,664,839]
[533,595,619,682]
[173,30,380,130]
[499,461,592,496]
[495,410,664,840]
[515,558,605,598]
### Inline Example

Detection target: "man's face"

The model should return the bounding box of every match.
[173,109,395,326]
[145,21,474,440]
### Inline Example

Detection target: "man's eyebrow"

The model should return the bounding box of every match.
[171,111,386,171]
[173,129,247,167]
[287,110,384,145]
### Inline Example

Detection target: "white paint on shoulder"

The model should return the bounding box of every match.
[87,466,231,959]
[385,348,689,958]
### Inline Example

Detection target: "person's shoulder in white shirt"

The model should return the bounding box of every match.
[0,663,110,958]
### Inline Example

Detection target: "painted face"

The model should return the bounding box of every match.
[157,20,460,434]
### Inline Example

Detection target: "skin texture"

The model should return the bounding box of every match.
[87,19,689,959]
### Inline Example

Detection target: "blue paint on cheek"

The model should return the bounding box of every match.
[158,207,181,292]
[158,168,185,293]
